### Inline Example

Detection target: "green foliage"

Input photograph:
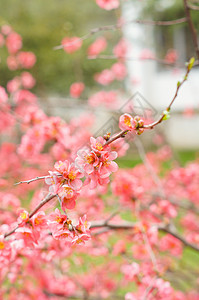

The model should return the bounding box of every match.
[0,0,118,95]
[187,56,195,70]
[162,110,170,120]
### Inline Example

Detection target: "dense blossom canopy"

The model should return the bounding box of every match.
[0,1,199,299]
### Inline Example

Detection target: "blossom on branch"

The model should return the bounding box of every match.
[96,0,120,10]
[61,36,82,53]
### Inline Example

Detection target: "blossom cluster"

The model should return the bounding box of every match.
[119,113,145,135]
[45,136,118,210]
[1,13,199,300]
[13,208,91,246]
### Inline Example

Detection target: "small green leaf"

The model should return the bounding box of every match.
[188,57,195,70]
[177,81,181,87]
[162,110,170,121]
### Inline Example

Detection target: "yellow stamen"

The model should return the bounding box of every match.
[20,212,28,220]
[68,172,76,180]
[96,142,103,151]
[86,155,95,164]
[124,116,132,127]
[0,241,5,250]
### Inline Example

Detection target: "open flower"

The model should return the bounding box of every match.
[119,113,135,131]
[75,147,99,175]
[70,82,85,98]
[54,160,83,190]
[45,171,62,194]
[76,215,91,234]
[32,211,47,231]
[72,233,91,245]
[17,209,29,225]
[99,151,118,178]
[53,227,72,241]
[61,185,78,210]
[90,136,108,154]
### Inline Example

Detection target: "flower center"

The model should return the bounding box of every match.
[124,116,132,127]
[56,216,65,224]
[63,186,74,198]
[86,154,95,164]
[0,241,5,250]
[96,142,103,151]
[20,212,28,220]
[60,233,69,238]
[68,171,76,181]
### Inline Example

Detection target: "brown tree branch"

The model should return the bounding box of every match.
[14,176,49,186]
[105,61,192,146]
[90,220,199,253]
[54,18,187,50]
[187,3,199,10]
[4,193,56,238]
[88,54,183,67]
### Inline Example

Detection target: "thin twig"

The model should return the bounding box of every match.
[142,276,157,300]
[88,55,184,68]
[54,18,187,50]
[90,220,199,253]
[105,130,128,146]
[104,210,119,223]
[158,224,199,252]
[4,193,56,238]
[105,62,191,146]
[14,176,49,186]
[188,3,199,10]
[142,228,158,272]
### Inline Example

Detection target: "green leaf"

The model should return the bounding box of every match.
[162,110,170,121]
[188,57,195,70]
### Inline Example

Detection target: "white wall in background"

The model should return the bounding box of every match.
[121,0,199,149]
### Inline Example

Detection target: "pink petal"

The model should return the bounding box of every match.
[62,198,76,210]
[108,151,118,160]
[109,161,118,172]
[85,164,94,174]
[70,179,82,190]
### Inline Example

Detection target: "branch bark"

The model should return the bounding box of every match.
[54,18,187,50]
[90,220,199,253]
[4,193,56,238]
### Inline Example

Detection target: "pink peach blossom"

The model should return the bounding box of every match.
[17,51,36,69]
[94,69,115,85]
[21,72,36,89]
[165,49,178,63]
[96,0,120,10]
[7,55,19,70]
[111,62,127,80]
[76,147,99,174]
[87,37,107,56]
[113,38,128,58]
[7,77,21,93]
[88,90,118,109]
[6,32,22,54]
[119,113,135,131]
[62,36,82,54]
[70,82,85,98]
